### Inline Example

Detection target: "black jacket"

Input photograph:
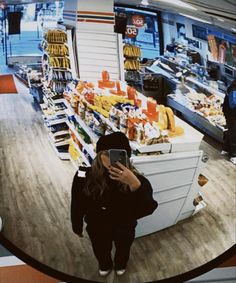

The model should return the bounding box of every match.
[71,167,158,235]
[223,93,236,119]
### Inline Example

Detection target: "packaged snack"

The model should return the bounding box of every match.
[109,106,119,128]
[93,118,106,137]
[119,111,128,134]
[136,123,145,144]
[78,101,85,120]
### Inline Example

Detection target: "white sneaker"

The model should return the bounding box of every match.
[98,269,111,276]
[0,217,3,232]
[230,157,236,165]
[221,150,228,155]
[116,269,126,276]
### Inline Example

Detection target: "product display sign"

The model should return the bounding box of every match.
[126,25,138,38]
[115,6,161,58]
[131,14,145,28]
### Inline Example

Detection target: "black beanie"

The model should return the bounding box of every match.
[96,132,132,157]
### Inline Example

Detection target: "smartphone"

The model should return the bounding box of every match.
[108,149,128,168]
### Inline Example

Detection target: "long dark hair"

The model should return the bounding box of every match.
[84,150,139,198]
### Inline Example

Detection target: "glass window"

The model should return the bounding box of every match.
[3,1,64,59]
[115,7,161,59]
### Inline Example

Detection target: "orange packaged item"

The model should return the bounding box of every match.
[110,81,126,96]
[127,118,136,141]
[84,92,95,105]
[127,86,137,101]
[134,98,142,108]
[98,70,115,88]
[147,98,157,114]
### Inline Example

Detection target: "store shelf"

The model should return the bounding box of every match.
[46,117,67,126]
[50,129,69,137]
[70,139,91,167]
[42,110,65,119]
[43,94,65,106]
[48,137,70,160]
[66,121,96,159]
[48,133,70,146]
[63,99,99,143]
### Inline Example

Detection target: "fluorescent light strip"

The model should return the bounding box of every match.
[217,18,225,22]
[158,0,197,11]
[179,13,212,24]
[141,0,149,5]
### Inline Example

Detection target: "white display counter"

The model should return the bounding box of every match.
[63,96,205,237]
[130,116,204,237]
[133,150,203,237]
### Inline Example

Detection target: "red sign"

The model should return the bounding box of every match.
[131,15,145,28]
[125,26,138,38]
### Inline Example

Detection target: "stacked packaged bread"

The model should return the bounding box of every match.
[64,71,185,148]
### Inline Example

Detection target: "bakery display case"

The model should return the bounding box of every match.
[168,76,226,143]
[146,58,227,143]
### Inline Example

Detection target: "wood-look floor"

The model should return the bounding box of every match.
[0,77,235,283]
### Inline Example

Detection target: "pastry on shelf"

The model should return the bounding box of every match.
[168,126,184,137]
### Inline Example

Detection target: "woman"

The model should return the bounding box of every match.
[71,132,158,276]
[222,79,236,165]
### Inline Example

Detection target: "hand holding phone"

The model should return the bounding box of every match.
[108,149,128,168]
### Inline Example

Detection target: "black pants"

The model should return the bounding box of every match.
[223,116,236,157]
[86,224,135,270]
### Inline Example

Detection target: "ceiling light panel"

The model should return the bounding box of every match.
[179,13,212,24]
[141,0,149,5]
[157,0,197,11]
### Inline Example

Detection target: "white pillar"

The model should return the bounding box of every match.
[63,0,124,82]
[63,0,114,31]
